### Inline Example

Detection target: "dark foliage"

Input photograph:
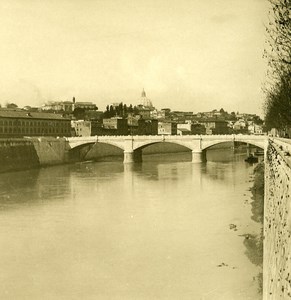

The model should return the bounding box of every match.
[263,0,291,132]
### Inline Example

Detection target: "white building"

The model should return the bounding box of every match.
[71,120,91,137]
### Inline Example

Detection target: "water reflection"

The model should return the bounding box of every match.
[0,148,262,299]
[0,166,72,210]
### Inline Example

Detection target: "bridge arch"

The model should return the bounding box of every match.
[201,139,266,151]
[132,140,194,152]
[68,140,125,151]
[67,140,125,161]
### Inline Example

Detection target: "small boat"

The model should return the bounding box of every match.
[245,154,258,163]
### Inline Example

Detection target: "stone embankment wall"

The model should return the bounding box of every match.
[0,138,69,173]
[264,138,291,299]
[29,137,68,166]
[0,139,40,172]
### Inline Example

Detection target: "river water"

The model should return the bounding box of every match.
[0,148,262,300]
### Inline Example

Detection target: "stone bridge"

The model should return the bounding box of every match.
[66,134,267,163]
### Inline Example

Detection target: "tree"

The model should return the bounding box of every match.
[264,73,291,131]
[73,107,85,120]
[123,104,128,117]
[133,106,139,115]
[109,105,114,117]
[117,102,123,117]
[263,0,291,133]
[6,103,18,109]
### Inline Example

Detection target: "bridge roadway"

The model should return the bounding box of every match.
[66,134,268,163]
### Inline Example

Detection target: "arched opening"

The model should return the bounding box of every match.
[204,141,264,163]
[134,141,192,163]
[69,142,123,162]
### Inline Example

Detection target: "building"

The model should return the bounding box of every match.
[177,123,206,135]
[233,119,248,133]
[150,109,166,119]
[136,106,151,118]
[177,128,191,135]
[198,119,229,135]
[73,101,97,111]
[177,123,192,135]
[127,115,158,135]
[138,119,158,135]
[161,108,171,117]
[139,89,153,108]
[41,97,97,113]
[248,123,263,135]
[191,123,206,135]
[158,122,177,135]
[41,101,73,112]
[0,109,71,137]
[71,120,91,137]
[102,117,128,135]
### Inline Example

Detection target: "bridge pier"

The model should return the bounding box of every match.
[124,151,134,163]
[192,150,206,163]
[123,149,142,163]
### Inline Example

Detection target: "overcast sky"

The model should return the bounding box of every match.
[0,0,269,115]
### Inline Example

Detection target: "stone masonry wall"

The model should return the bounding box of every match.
[0,139,40,172]
[264,139,291,299]
[0,138,69,173]
[29,137,69,166]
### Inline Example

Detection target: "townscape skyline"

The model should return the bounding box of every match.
[0,0,269,116]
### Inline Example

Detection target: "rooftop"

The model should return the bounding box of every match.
[0,109,70,120]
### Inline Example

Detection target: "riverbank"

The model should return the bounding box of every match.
[0,138,68,173]
[247,162,264,294]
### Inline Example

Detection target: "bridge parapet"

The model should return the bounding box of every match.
[272,137,291,153]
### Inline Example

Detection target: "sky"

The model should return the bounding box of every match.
[0,0,269,115]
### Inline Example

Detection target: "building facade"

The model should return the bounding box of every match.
[198,119,229,135]
[71,120,91,137]
[158,122,177,135]
[0,110,71,137]
[102,118,128,135]
[42,97,97,113]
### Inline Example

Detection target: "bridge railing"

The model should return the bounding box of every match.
[272,138,291,155]
[67,134,267,140]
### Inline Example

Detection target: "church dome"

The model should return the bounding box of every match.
[140,89,153,108]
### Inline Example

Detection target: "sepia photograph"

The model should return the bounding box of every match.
[0,0,290,299]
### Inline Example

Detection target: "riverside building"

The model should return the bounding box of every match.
[0,110,71,137]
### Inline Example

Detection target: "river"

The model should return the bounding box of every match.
[0,148,262,299]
